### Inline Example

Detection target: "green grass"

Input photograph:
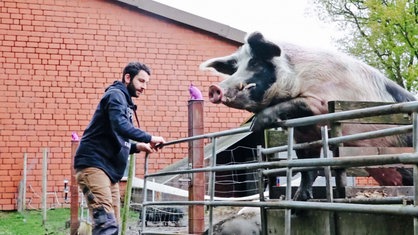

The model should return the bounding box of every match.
[0,207,140,235]
[0,208,70,235]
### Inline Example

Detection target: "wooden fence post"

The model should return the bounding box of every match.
[188,100,205,234]
[70,140,80,235]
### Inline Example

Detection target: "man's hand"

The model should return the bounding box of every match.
[136,142,154,153]
[150,136,166,151]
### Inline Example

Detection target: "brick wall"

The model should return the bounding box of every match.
[0,0,249,210]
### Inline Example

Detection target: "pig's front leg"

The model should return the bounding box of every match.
[293,147,321,205]
[250,99,314,131]
[294,170,318,201]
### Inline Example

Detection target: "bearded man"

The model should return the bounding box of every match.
[74,62,165,235]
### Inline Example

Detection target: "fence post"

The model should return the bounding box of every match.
[17,153,27,212]
[70,140,80,235]
[42,148,48,226]
[121,154,135,235]
[188,99,205,234]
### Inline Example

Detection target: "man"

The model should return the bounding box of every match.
[74,62,166,234]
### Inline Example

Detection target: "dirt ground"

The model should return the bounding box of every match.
[125,206,243,234]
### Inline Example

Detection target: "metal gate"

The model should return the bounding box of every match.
[139,101,418,235]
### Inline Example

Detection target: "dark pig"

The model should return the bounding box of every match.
[201,32,416,201]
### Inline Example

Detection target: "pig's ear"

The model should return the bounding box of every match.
[200,57,237,75]
[247,32,281,60]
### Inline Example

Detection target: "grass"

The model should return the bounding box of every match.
[0,207,140,235]
[0,208,70,235]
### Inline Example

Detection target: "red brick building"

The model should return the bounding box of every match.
[0,0,251,210]
[0,0,381,211]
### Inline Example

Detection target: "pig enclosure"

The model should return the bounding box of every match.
[131,101,418,235]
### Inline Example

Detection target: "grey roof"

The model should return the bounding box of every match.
[114,0,246,43]
[156,123,252,184]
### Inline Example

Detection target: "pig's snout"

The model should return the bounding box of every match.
[208,84,223,104]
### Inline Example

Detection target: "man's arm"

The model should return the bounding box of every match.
[106,90,152,143]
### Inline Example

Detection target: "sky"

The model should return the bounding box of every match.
[154,0,339,49]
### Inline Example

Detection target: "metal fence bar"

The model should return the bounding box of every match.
[158,126,250,147]
[285,127,294,235]
[310,196,414,204]
[263,125,412,156]
[121,154,135,235]
[257,145,268,235]
[142,195,414,204]
[278,101,418,128]
[263,166,324,176]
[321,125,335,235]
[413,112,418,235]
[145,153,418,178]
[207,136,217,235]
[143,200,418,217]
[321,126,333,203]
[140,153,150,233]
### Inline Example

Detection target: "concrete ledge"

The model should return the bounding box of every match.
[267,209,413,235]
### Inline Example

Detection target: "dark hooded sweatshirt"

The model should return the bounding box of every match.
[74,81,152,183]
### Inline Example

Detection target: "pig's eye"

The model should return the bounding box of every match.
[247,58,261,69]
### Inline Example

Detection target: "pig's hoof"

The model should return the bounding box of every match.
[250,114,276,132]
[250,117,264,132]
[291,189,313,216]
[293,188,313,202]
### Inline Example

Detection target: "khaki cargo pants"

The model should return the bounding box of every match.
[76,167,120,235]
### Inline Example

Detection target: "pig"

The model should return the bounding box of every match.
[200,32,416,201]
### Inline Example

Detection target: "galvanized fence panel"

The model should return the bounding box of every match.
[138,101,418,234]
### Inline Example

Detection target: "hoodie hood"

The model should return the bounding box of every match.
[106,81,134,106]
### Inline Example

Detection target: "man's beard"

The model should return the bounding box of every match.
[127,81,138,97]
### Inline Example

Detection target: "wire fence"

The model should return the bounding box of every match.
[128,145,264,233]
[18,148,70,211]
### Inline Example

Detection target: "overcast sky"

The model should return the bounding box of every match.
[154,0,339,49]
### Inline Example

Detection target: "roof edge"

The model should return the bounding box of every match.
[114,0,246,43]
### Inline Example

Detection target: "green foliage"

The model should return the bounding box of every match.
[313,0,418,93]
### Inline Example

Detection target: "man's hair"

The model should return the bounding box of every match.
[122,62,151,83]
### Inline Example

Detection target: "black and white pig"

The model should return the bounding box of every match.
[201,32,417,201]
